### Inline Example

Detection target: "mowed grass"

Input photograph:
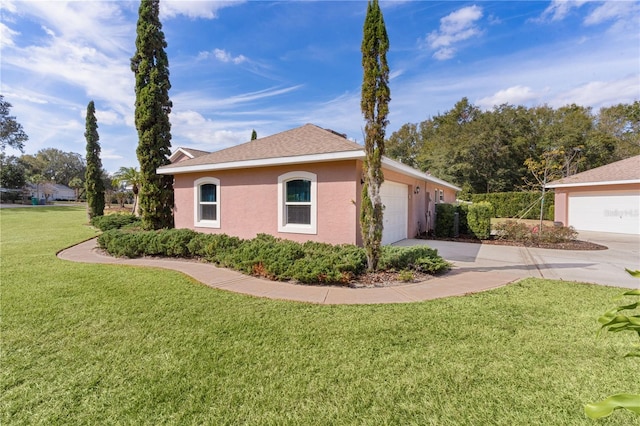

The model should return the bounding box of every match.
[1,207,637,425]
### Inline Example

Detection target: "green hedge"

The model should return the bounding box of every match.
[90,213,142,231]
[471,191,554,220]
[467,201,494,240]
[97,230,450,285]
[435,204,469,238]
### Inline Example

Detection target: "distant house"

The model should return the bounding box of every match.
[26,183,76,201]
[546,155,640,235]
[158,124,460,246]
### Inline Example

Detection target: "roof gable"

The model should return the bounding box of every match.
[547,155,640,188]
[165,124,362,169]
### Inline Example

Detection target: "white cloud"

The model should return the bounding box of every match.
[160,1,244,20]
[170,110,248,150]
[584,1,640,29]
[476,86,540,109]
[426,5,483,60]
[536,0,589,22]
[95,109,123,126]
[549,74,640,109]
[0,22,19,47]
[0,0,17,13]
[433,47,455,61]
[199,48,248,64]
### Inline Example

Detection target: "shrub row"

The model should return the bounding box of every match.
[471,191,554,220]
[90,213,141,231]
[494,220,578,244]
[97,230,450,285]
[435,202,494,240]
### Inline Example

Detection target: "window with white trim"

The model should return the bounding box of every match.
[194,177,220,228]
[439,190,444,203]
[278,171,317,234]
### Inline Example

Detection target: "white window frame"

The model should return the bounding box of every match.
[278,171,317,235]
[439,189,444,203]
[194,177,220,228]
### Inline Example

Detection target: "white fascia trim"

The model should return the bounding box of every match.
[158,150,365,175]
[381,157,461,191]
[169,147,195,162]
[546,179,640,189]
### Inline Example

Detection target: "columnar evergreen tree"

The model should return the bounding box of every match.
[131,0,174,229]
[84,100,105,218]
[360,0,390,271]
[251,129,257,140]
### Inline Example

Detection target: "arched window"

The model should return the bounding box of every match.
[278,171,317,234]
[194,177,220,228]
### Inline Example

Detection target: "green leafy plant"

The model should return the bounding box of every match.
[97,229,449,285]
[90,213,141,231]
[584,269,640,420]
[398,270,414,282]
[467,201,494,240]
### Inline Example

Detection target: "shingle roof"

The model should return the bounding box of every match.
[180,148,210,158]
[162,124,362,170]
[547,155,640,187]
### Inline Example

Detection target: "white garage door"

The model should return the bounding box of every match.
[380,181,408,245]
[568,191,640,234]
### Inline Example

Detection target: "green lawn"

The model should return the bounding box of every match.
[1,207,637,425]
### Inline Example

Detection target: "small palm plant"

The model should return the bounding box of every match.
[584,269,640,419]
[112,167,141,216]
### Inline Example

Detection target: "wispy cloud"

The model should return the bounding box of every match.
[476,86,541,109]
[198,48,248,64]
[160,1,244,20]
[0,22,19,47]
[425,5,484,61]
[535,0,589,23]
[173,85,303,111]
[584,1,640,31]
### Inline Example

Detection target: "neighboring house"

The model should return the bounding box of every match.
[547,155,640,235]
[157,123,460,245]
[51,184,76,201]
[26,183,75,201]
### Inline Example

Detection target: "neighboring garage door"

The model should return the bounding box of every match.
[380,181,408,245]
[568,191,640,234]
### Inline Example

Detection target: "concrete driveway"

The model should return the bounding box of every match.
[396,231,640,289]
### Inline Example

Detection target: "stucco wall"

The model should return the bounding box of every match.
[173,161,360,245]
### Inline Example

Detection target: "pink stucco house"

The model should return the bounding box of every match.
[547,155,640,235]
[157,124,460,245]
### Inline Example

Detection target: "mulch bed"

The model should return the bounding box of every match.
[422,235,607,251]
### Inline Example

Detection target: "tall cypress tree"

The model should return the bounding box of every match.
[360,0,390,271]
[85,100,105,218]
[131,0,174,230]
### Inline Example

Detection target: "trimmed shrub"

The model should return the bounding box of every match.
[435,203,457,237]
[467,201,494,240]
[97,229,449,284]
[91,213,141,231]
[379,245,450,274]
[471,191,554,220]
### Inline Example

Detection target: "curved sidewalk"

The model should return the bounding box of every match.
[57,239,520,305]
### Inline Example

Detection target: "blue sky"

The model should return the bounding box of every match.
[1,0,639,174]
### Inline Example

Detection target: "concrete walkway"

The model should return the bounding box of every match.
[57,239,520,305]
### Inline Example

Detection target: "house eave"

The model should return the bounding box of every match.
[158,150,366,175]
[381,157,461,191]
[158,150,461,192]
[546,179,640,189]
